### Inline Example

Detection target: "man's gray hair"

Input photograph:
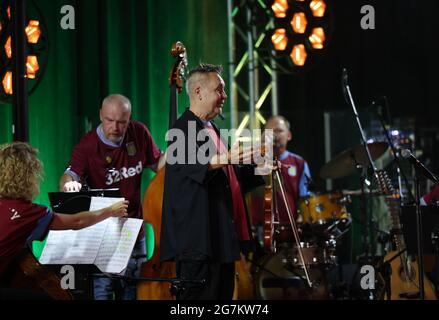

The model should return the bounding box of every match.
[185,63,223,96]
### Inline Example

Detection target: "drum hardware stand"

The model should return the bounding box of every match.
[245,255,311,291]
[350,154,376,259]
[245,256,283,279]
[353,158,374,259]
[245,250,314,287]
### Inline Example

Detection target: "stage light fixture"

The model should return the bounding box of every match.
[290,44,307,66]
[310,0,326,17]
[271,28,288,51]
[291,12,307,34]
[26,55,39,79]
[0,0,48,101]
[2,71,12,95]
[270,0,331,70]
[271,0,289,18]
[25,20,41,44]
[309,27,325,49]
[4,36,11,58]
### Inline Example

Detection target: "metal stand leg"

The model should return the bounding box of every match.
[414,177,425,300]
[432,228,439,298]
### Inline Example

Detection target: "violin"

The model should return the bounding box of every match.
[262,161,314,288]
[263,173,276,253]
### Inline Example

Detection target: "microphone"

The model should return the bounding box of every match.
[400,149,439,183]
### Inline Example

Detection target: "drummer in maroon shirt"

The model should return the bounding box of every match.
[0,142,128,297]
[58,94,166,300]
[265,116,311,222]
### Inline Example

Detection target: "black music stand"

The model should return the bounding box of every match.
[401,204,439,297]
[46,189,122,299]
[49,189,121,213]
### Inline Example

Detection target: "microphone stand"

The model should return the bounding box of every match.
[432,228,439,298]
[373,104,416,204]
[414,174,425,299]
[342,69,379,259]
[341,69,378,178]
[341,69,389,299]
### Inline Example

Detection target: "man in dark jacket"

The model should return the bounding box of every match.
[160,63,264,300]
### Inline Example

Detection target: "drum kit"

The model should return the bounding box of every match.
[253,142,389,300]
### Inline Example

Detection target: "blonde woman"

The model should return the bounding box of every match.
[0,142,128,262]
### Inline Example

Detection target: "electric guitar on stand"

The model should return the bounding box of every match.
[377,170,437,300]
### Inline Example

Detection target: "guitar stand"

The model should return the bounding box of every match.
[378,260,392,300]
[380,249,409,300]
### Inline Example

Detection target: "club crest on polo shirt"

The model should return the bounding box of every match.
[10,208,21,221]
[126,142,137,156]
[288,165,297,177]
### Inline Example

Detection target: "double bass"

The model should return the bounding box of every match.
[137,42,187,300]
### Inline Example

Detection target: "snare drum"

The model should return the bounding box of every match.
[254,252,330,300]
[286,242,336,268]
[298,192,350,226]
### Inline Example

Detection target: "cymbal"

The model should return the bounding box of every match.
[320,142,388,179]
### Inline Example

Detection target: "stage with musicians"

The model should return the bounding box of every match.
[1,0,439,302]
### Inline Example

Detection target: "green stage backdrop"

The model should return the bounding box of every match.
[0,0,229,206]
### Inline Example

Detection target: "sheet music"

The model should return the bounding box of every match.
[39,196,142,274]
[94,218,143,274]
[39,220,108,265]
[89,196,124,211]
